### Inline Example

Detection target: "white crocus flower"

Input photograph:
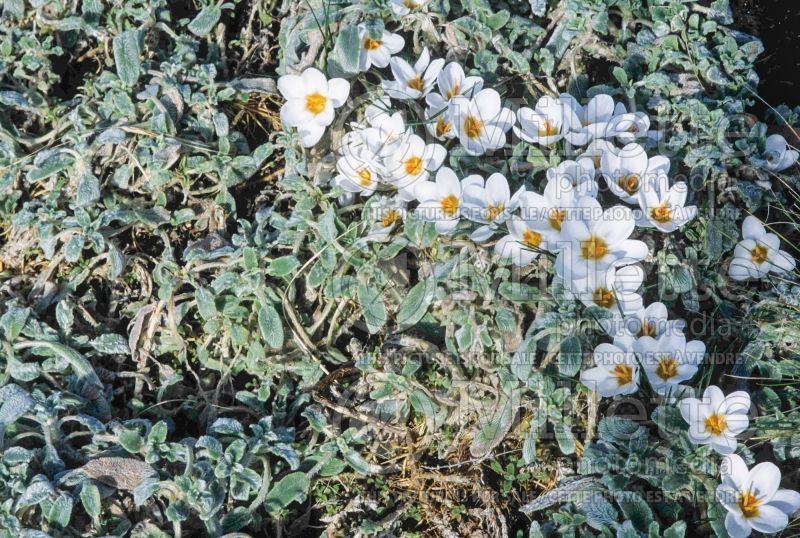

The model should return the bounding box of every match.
[358,25,405,71]
[580,335,639,397]
[635,332,705,396]
[449,89,515,155]
[716,454,800,538]
[361,104,411,158]
[363,196,406,243]
[414,167,482,235]
[601,301,686,340]
[579,138,618,172]
[545,158,598,198]
[333,147,384,197]
[383,134,446,201]
[424,63,483,142]
[637,172,697,232]
[514,95,575,147]
[389,0,427,16]
[728,216,796,280]
[605,104,651,144]
[277,68,350,147]
[462,173,525,242]
[560,93,616,146]
[382,47,444,100]
[601,143,670,204]
[678,385,750,455]
[571,265,644,316]
[555,196,648,281]
[517,178,576,249]
[762,133,799,172]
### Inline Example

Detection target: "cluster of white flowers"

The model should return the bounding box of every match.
[275,34,800,537]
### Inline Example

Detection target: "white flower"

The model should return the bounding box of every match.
[570,265,644,316]
[333,146,383,196]
[728,216,796,280]
[361,101,411,158]
[389,0,427,16]
[560,93,616,146]
[580,336,639,397]
[762,133,799,172]
[555,196,648,281]
[516,177,577,249]
[716,454,800,538]
[424,106,456,141]
[678,385,749,455]
[514,95,574,147]
[382,47,444,100]
[605,106,650,144]
[601,301,686,339]
[636,172,697,232]
[358,24,405,71]
[545,158,598,199]
[635,332,705,396]
[413,167,481,234]
[579,139,618,171]
[450,89,514,155]
[277,68,350,147]
[462,173,525,242]
[383,133,446,201]
[601,143,670,204]
[362,196,406,244]
[426,62,484,111]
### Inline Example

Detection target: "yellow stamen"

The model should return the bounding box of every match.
[592,287,615,308]
[382,209,401,227]
[538,119,559,137]
[522,228,542,249]
[403,0,418,8]
[751,244,768,264]
[363,37,382,50]
[637,321,656,338]
[655,356,678,381]
[435,116,452,137]
[357,168,373,187]
[611,364,633,386]
[704,413,727,436]
[580,235,608,261]
[548,208,566,231]
[738,490,761,519]
[440,194,459,217]
[464,115,483,139]
[619,174,639,195]
[407,74,424,92]
[445,83,460,99]
[486,202,504,222]
[305,93,327,115]
[650,203,672,224]
[403,156,423,176]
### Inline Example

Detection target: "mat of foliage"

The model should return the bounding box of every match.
[1,0,799,537]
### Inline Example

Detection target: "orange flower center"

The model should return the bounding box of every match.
[486,202,504,222]
[738,490,761,519]
[751,244,768,264]
[611,364,633,386]
[381,209,401,227]
[363,37,382,50]
[464,115,483,139]
[357,168,373,187]
[445,83,460,99]
[637,321,656,338]
[548,208,567,231]
[619,174,640,195]
[440,194,459,217]
[435,116,452,137]
[522,228,542,249]
[704,413,727,436]
[592,287,615,308]
[407,74,424,92]
[403,0,418,8]
[650,203,672,223]
[655,356,678,381]
[305,92,327,115]
[580,235,608,261]
[404,156,423,176]
[538,119,559,137]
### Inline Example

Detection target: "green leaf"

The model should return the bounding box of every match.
[258,303,284,348]
[47,493,73,531]
[80,484,102,521]
[267,255,300,277]
[578,492,618,530]
[188,5,222,37]
[0,306,30,341]
[558,335,582,377]
[263,472,310,512]
[470,390,519,458]
[333,25,361,74]
[615,491,653,532]
[612,66,628,86]
[395,279,435,330]
[113,31,141,87]
[357,283,386,334]
[663,521,687,538]
[195,287,217,320]
[76,172,101,208]
[497,282,540,302]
